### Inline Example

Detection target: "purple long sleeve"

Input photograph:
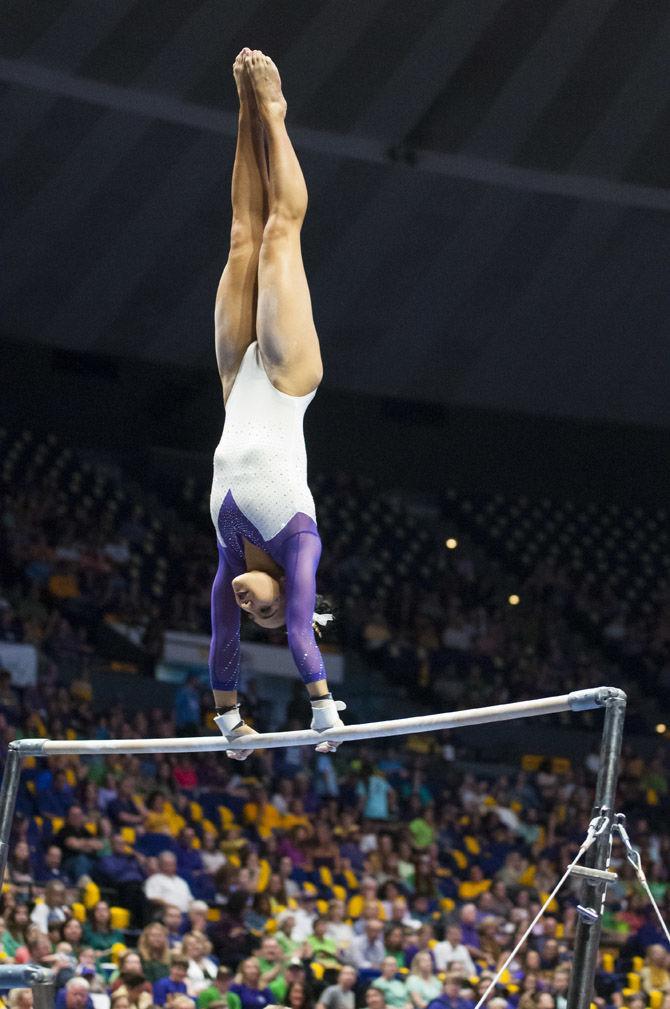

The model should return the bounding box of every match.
[281,530,326,684]
[208,542,244,692]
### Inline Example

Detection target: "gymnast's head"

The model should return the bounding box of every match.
[232,571,286,628]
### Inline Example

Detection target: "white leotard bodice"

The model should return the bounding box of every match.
[210,342,317,545]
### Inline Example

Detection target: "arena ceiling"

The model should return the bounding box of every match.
[2,0,670,427]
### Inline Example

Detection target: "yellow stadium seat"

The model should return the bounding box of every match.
[344,869,359,891]
[319,866,334,888]
[332,885,347,902]
[190,802,203,822]
[26,781,35,795]
[626,974,640,993]
[464,836,480,855]
[451,850,467,870]
[550,757,571,774]
[265,919,277,933]
[110,942,127,964]
[219,806,235,829]
[83,880,101,908]
[202,819,218,835]
[632,957,644,973]
[317,900,329,916]
[650,993,663,1009]
[440,898,455,913]
[310,964,325,982]
[206,908,221,922]
[71,902,86,922]
[110,907,130,929]
[601,953,615,973]
[51,817,64,832]
[120,827,136,844]
[521,755,543,771]
[303,881,318,895]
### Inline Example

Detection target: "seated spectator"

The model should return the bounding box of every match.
[153,953,190,1006]
[255,936,288,1003]
[365,991,387,1009]
[61,918,85,956]
[200,834,226,878]
[94,834,147,927]
[110,951,153,1009]
[35,844,73,887]
[55,978,94,1009]
[346,919,385,970]
[229,957,274,1009]
[1,902,31,958]
[433,925,475,976]
[53,805,103,881]
[7,990,33,1009]
[426,975,471,1009]
[8,840,36,894]
[291,894,318,943]
[82,901,124,958]
[383,926,406,968]
[372,956,410,1009]
[641,944,670,995]
[180,932,218,996]
[107,778,145,830]
[286,980,313,1009]
[315,966,358,1009]
[208,891,253,965]
[144,792,180,836]
[305,917,342,977]
[162,905,186,946]
[30,880,70,932]
[324,901,354,955]
[137,922,171,982]
[187,902,211,936]
[406,952,441,1009]
[144,851,194,913]
[196,966,241,1009]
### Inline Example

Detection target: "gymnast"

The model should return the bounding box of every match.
[208,49,345,760]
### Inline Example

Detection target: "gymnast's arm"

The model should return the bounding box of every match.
[209,542,245,693]
[281,531,327,685]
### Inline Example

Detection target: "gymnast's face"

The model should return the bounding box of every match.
[232,571,286,628]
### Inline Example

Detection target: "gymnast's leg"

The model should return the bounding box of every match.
[245,49,324,399]
[214,48,269,402]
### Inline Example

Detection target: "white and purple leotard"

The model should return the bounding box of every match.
[209,341,326,691]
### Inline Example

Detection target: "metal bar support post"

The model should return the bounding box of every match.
[0,744,23,888]
[567,690,627,1009]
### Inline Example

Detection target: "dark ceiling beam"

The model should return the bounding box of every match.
[277,0,390,117]
[352,0,508,146]
[1,0,142,164]
[570,10,670,174]
[464,0,620,161]
[2,57,669,216]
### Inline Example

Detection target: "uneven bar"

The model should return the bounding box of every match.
[11,686,621,758]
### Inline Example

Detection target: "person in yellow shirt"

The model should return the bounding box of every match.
[243,787,282,839]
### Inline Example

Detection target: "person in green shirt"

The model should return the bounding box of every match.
[257,935,290,1003]
[197,967,242,1009]
[275,913,300,958]
[82,901,125,958]
[306,918,342,975]
[372,957,410,1009]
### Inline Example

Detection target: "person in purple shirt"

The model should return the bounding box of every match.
[152,956,189,1006]
[207,49,346,760]
[94,833,148,926]
[229,959,274,1009]
[426,976,474,1009]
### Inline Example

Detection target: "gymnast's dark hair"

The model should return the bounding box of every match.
[312,593,336,638]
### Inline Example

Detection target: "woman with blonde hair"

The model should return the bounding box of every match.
[179,931,218,995]
[406,951,441,1009]
[137,921,171,982]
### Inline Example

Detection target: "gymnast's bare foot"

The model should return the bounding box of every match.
[244,50,287,123]
[233,48,257,114]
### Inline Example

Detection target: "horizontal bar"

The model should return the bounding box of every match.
[11,687,623,757]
